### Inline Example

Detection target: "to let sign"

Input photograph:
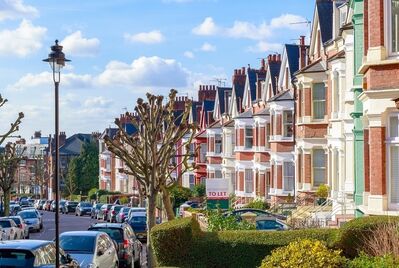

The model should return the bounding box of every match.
[206,179,229,200]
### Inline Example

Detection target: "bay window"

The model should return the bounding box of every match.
[215,134,222,154]
[282,111,293,137]
[388,113,399,205]
[389,0,399,54]
[283,162,294,191]
[245,169,253,193]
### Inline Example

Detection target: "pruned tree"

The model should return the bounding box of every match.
[30,153,46,199]
[0,143,25,216]
[64,157,79,199]
[104,89,196,266]
[0,95,24,146]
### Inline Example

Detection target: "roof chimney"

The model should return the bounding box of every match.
[299,35,308,69]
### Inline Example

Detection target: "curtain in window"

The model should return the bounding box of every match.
[245,169,253,193]
[283,162,294,191]
[245,128,253,149]
[313,149,326,186]
[390,116,399,138]
[189,175,195,190]
[391,146,399,203]
[215,135,222,154]
[215,170,222,179]
[313,83,326,119]
[283,111,293,137]
[392,0,399,53]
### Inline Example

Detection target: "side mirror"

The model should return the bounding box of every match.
[97,250,104,256]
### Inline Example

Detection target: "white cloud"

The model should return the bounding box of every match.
[124,30,164,44]
[0,0,38,21]
[84,96,113,108]
[192,17,219,36]
[61,31,100,57]
[0,20,46,57]
[96,56,189,88]
[226,21,270,40]
[200,42,216,52]
[247,41,282,53]
[270,14,308,30]
[183,51,195,58]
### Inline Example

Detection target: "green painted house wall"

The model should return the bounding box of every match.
[350,0,365,216]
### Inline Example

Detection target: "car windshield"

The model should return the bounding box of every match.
[0,249,34,267]
[256,220,283,230]
[113,206,123,212]
[81,203,91,207]
[95,204,103,209]
[130,216,146,225]
[0,221,11,228]
[19,211,37,219]
[68,202,78,205]
[122,207,130,213]
[60,235,95,253]
[89,228,123,242]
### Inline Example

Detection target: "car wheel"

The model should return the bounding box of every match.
[26,233,29,239]
[40,224,43,230]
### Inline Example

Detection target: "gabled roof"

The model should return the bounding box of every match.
[296,58,326,74]
[285,44,300,76]
[248,68,258,102]
[268,89,293,102]
[268,61,281,94]
[234,109,252,119]
[208,120,221,129]
[200,100,215,128]
[59,133,95,156]
[232,80,245,114]
[216,86,232,115]
[317,0,334,44]
[100,128,118,139]
[253,108,269,116]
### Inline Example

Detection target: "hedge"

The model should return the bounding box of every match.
[151,217,201,267]
[151,217,339,268]
[337,216,399,258]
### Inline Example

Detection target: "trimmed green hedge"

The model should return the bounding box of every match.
[151,217,201,267]
[337,216,399,258]
[151,217,338,268]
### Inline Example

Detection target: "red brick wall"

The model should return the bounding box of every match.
[304,154,311,184]
[368,0,384,48]
[239,171,244,191]
[253,126,258,147]
[277,165,283,189]
[260,173,265,196]
[270,142,294,153]
[298,153,302,183]
[304,88,311,116]
[364,129,370,192]
[209,137,214,152]
[365,64,399,91]
[239,129,244,146]
[208,157,222,165]
[260,126,265,146]
[236,152,254,161]
[276,114,282,135]
[296,124,328,138]
[364,0,369,55]
[254,152,270,162]
[369,127,386,195]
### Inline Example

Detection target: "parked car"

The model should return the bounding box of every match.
[225,208,287,221]
[126,212,147,242]
[75,202,93,216]
[97,204,113,221]
[60,231,119,268]
[44,200,53,211]
[19,200,30,207]
[108,205,124,223]
[88,222,142,268]
[5,216,29,239]
[62,201,78,214]
[51,200,66,212]
[18,210,41,233]
[90,203,104,219]
[127,207,146,221]
[116,207,131,223]
[255,216,289,231]
[27,198,35,206]
[35,199,46,210]
[0,240,79,267]
[10,204,21,216]
[0,218,23,240]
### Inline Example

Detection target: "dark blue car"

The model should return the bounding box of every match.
[127,212,147,242]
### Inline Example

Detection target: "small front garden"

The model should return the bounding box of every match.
[151,215,399,268]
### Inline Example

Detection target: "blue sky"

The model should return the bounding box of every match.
[0,0,314,139]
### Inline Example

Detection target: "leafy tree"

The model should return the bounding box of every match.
[76,141,99,194]
[192,184,206,198]
[88,187,98,200]
[169,185,192,208]
[104,90,195,266]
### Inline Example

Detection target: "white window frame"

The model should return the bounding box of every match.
[312,83,326,120]
[313,149,326,187]
[333,71,340,118]
[388,113,399,142]
[387,112,399,208]
[215,134,222,154]
[244,127,253,149]
[283,162,294,191]
[189,174,195,190]
[282,110,293,138]
[385,0,399,57]
[244,169,253,193]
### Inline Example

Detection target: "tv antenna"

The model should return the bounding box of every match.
[290,18,312,42]
[211,77,227,87]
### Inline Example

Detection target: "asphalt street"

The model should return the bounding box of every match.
[30,210,147,267]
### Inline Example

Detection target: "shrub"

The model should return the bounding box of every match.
[192,184,205,198]
[244,199,270,210]
[337,216,399,258]
[260,239,347,268]
[88,187,98,200]
[347,253,399,268]
[207,210,255,231]
[169,185,192,208]
[315,184,329,199]
[120,196,129,204]
[150,217,200,267]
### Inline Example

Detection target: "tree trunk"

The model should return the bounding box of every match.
[3,189,10,216]
[162,188,175,221]
[146,194,157,268]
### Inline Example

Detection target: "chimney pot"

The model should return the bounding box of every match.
[234,69,238,75]
[241,67,245,75]
[277,54,281,61]
[261,58,265,69]
[300,35,305,46]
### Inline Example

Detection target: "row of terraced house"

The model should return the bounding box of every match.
[176,0,399,221]
[98,0,399,221]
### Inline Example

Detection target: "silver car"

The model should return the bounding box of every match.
[18,210,41,233]
[0,219,23,240]
[6,216,30,239]
[60,231,119,268]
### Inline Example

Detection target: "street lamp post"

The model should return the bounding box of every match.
[43,40,70,268]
